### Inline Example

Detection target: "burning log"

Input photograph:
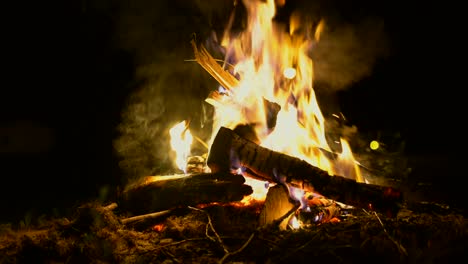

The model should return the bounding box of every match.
[258,184,300,230]
[207,127,403,214]
[119,172,253,215]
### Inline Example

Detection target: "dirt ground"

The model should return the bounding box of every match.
[1,199,467,264]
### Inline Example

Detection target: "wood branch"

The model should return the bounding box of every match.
[190,39,239,91]
[258,184,299,230]
[191,40,281,128]
[121,210,172,225]
[207,127,403,214]
[119,172,253,215]
[103,202,118,211]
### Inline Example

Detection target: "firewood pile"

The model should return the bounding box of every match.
[119,125,402,220]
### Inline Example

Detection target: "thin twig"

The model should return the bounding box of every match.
[194,135,209,149]
[190,38,239,91]
[121,209,172,225]
[160,249,182,264]
[219,201,298,264]
[203,214,216,243]
[103,202,118,211]
[275,230,321,263]
[158,237,207,248]
[122,235,254,257]
[188,206,256,264]
[184,59,236,70]
[188,206,229,253]
[115,237,209,257]
[373,211,408,256]
[219,232,256,264]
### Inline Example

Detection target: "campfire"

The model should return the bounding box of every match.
[120,0,402,229]
[2,1,468,263]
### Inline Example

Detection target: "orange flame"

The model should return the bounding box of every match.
[207,0,363,201]
[169,120,193,173]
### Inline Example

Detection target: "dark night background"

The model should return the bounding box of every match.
[0,0,463,224]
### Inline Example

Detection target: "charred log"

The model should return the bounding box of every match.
[207,126,403,214]
[119,172,253,215]
[264,98,281,129]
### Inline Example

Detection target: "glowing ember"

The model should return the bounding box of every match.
[169,120,193,173]
[153,224,165,232]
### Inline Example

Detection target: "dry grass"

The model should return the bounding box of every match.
[1,201,467,264]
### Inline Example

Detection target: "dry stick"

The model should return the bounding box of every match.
[221,203,300,264]
[135,237,209,256]
[121,209,172,225]
[185,59,236,70]
[362,208,372,216]
[193,135,209,150]
[188,206,256,264]
[154,237,207,249]
[103,202,118,211]
[372,211,408,256]
[218,233,256,264]
[190,39,240,108]
[142,235,254,258]
[160,249,181,264]
[276,230,322,263]
[188,206,229,254]
[190,39,239,92]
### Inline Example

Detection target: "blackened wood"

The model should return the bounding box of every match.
[119,172,253,215]
[207,126,403,214]
[264,98,281,130]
